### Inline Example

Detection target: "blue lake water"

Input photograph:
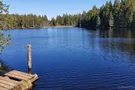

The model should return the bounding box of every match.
[1,27,135,90]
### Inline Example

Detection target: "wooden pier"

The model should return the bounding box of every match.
[0,70,38,90]
[0,44,38,90]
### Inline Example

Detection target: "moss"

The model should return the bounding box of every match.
[18,80,32,90]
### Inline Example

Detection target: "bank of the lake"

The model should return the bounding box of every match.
[2,26,75,31]
[43,25,75,28]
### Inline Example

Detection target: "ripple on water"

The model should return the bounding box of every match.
[2,28,135,90]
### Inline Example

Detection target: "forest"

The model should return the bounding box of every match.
[0,0,135,30]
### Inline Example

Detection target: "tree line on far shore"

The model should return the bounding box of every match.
[51,0,135,30]
[0,14,48,30]
[1,0,135,30]
[78,0,135,29]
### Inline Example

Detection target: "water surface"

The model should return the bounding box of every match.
[1,27,135,90]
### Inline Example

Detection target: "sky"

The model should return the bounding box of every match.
[3,0,114,20]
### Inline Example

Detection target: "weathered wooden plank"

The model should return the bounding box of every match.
[0,79,17,87]
[12,70,33,77]
[0,82,14,89]
[0,76,19,84]
[0,87,9,90]
[7,72,32,79]
[29,74,38,83]
[5,73,28,80]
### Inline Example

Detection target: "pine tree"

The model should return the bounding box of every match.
[113,0,120,15]
[108,11,114,27]
[51,18,56,26]
[96,15,101,28]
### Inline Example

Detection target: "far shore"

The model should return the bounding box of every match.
[43,25,76,28]
[3,26,76,30]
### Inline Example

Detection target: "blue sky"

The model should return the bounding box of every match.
[3,0,114,20]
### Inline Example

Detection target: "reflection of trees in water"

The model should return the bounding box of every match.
[100,29,135,38]
[98,29,135,64]
[0,59,10,75]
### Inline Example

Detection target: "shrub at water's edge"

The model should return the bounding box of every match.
[0,1,11,75]
[0,1,11,53]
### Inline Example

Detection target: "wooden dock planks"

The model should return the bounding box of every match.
[0,70,38,90]
[0,77,19,84]
[0,76,19,90]
[0,87,9,90]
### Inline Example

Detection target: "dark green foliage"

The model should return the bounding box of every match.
[1,0,135,30]
[51,18,56,26]
[0,59,10,74]
[96,15,101,28]
[77,0,135,29]
[108,11,114,27]
[4,14,49,29]
[0,1,11,53]
[51,14,81,26]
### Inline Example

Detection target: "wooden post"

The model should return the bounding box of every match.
[0,63,2,68]
[27,44,32,74]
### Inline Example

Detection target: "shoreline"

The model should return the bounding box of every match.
[43,26,75,28]
[3,26,76,30]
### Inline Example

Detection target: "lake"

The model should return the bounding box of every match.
[1,27,135,90]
